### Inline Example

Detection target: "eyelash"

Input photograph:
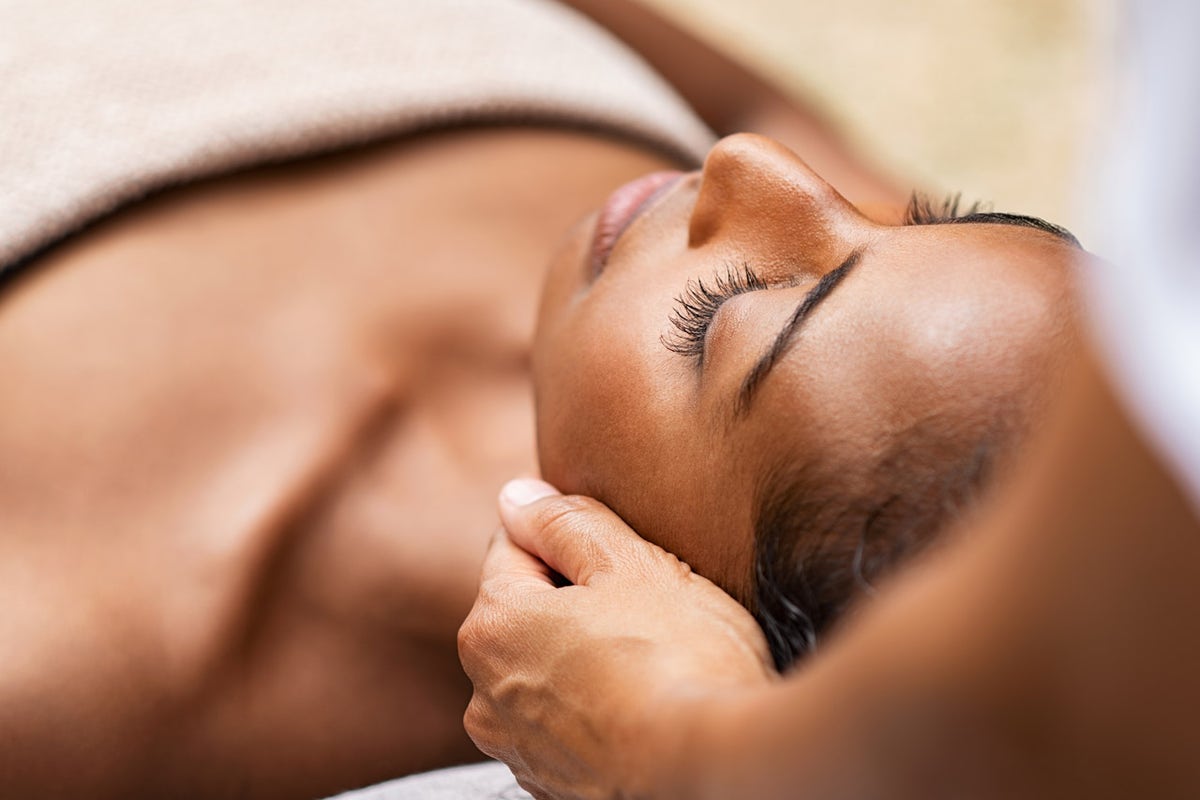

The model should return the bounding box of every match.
[661,192,1011,364]
[663,262,768,362]
[904,191,984,225]
[906,191,1081,247]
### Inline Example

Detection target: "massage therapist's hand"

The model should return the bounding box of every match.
[458,479,775,800]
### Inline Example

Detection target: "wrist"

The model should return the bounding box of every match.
[630,685,767,800]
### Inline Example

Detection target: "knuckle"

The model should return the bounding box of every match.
[473,578,505,606]
[456,617,479,656]
[457,611,507,674]
[462,700,501,757]
[474,569,532,612]
[457,607,498,655]
[462,696,484,735]
[664,550,694,580]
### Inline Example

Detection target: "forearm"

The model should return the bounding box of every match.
[464,337,1200,798]
[656,342,1200,799]
[663,575,1024,800]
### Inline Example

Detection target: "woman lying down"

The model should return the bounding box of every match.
[0,0,1082,797]
[332,131,1083,800]
[530,132,1079,669]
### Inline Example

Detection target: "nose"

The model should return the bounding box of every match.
[688,134,865,271]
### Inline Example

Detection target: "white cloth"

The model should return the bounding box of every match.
[0,0,714,275]
[1087,0,1200,513]
[324,762,530,800]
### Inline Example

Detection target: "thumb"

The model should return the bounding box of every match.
[497,479,654,587]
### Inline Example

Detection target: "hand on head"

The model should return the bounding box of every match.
[465,134,1085,798]
[458,478,774,800]
[533,134,1081,661]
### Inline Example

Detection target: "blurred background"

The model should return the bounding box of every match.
[643,0,1117,237]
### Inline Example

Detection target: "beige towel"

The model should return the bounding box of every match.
[0,0,715,274]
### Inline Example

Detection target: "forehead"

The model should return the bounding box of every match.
[736,223,1077,474]
[535,220,1077,599]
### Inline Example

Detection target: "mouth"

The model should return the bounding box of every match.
[589,170,685,279]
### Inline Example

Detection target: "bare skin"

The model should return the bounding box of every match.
[0,4,1003,797]
[0,129,678,798]
[0,11,908,784]
[534,133,1078,599]
[0,107,1074,800]
[461,341,1200,800]
[456,136,1096,800]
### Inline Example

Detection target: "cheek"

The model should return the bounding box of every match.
[532,288,664,497]
[530,254,759,594]
[532,229,613,486]
[532,304,759,596]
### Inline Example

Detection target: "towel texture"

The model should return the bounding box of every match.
[0,0,714,275]
[323,761,530,800]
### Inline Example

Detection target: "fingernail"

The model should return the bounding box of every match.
[500,478,559,507]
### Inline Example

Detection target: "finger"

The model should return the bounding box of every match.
[460,528,558,683]
[497,479,655,586]
[478,525,558,594]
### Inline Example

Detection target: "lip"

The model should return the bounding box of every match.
[589,170,685,279]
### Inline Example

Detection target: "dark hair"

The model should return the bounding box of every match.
[750,418,1002,671]
[746,191,1083,671]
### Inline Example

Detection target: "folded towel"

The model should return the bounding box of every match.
[0,0,714,276]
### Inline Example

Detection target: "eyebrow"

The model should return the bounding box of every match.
[734,249,863,419]
[939,212,1082,248]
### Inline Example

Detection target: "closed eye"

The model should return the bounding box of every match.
[662,262,768,367]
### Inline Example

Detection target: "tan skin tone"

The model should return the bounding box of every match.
[458,61,1198,797]
[3,6,857,794]
[0,32,902,795]
[463,343,1200,800]
[534,133,1077,598]
[0,3,1066,797]
[0,129,679,798]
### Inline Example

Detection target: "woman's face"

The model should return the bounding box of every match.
[533,134,1078,600]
